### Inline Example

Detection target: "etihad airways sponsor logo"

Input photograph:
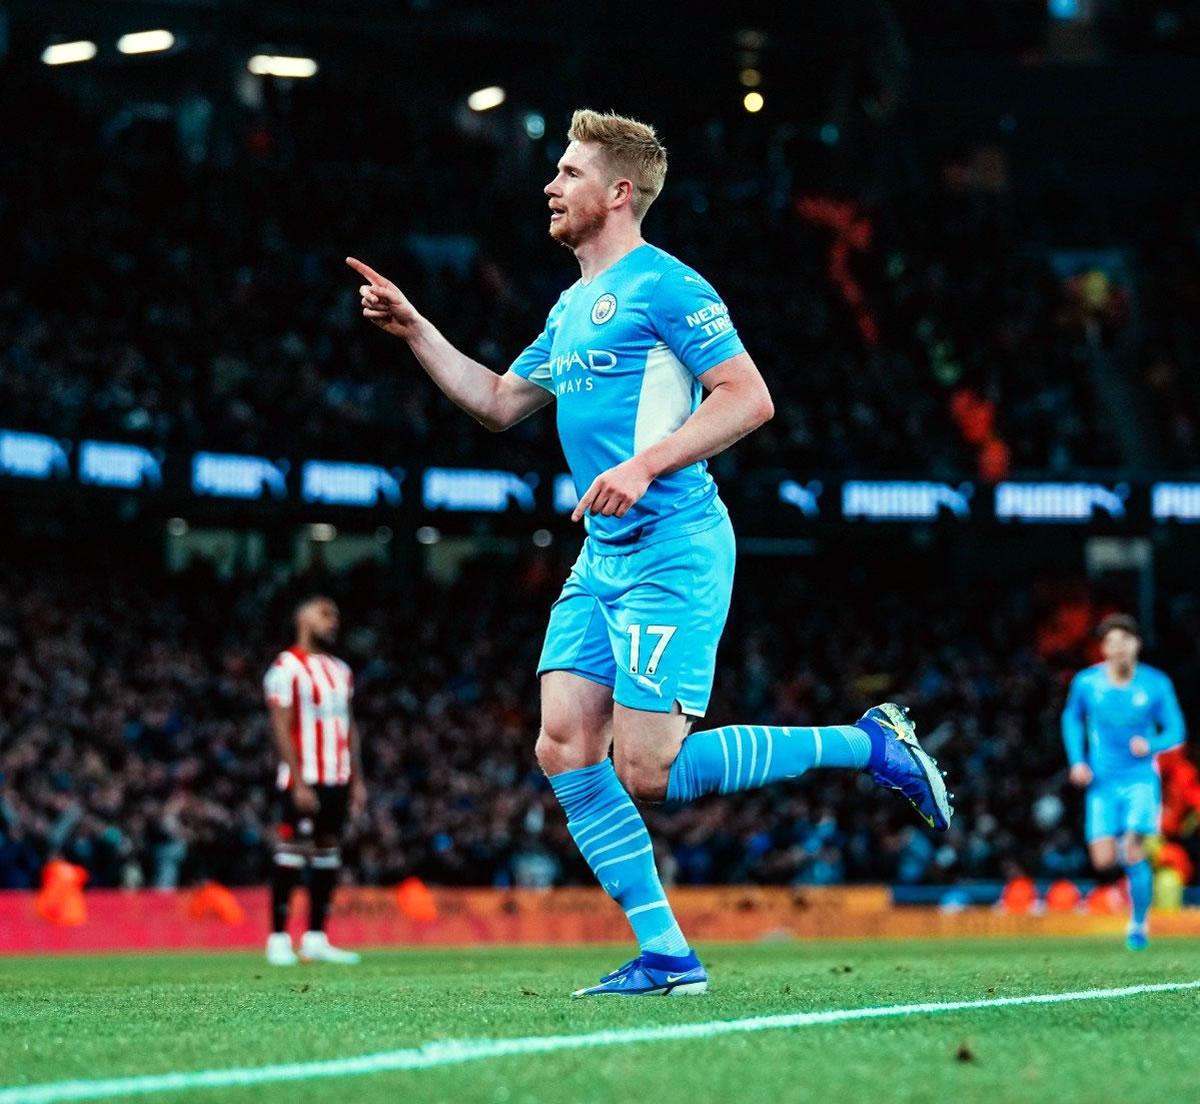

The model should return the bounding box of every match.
[550,348,618,394]
[549,349,617,375]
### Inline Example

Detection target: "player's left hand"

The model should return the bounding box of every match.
[571,458,654,522]
[350,778,368,816]
[1129,735,1151,758]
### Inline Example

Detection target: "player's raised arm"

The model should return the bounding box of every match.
[346,256,552,432]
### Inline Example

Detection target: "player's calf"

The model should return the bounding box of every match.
[661,704,953,831]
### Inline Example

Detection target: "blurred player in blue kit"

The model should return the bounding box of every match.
[1062,615,1186,949]
[348,109,952,996]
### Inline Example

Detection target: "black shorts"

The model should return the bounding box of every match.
[276,784,350,843]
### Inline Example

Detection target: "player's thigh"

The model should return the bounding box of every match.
[536,563,619,694]
[1120,778,1161,862]
[1122,832,1148,865]
[1085,782,1121,859]
[536,670,614,774]
[607,519,736,719]
[534,560,619,774]
[611,700,691,801]
[313,785,350,849]
[1122,777,1162,835]
[1088,836,1119,870]
[275,788,315,852]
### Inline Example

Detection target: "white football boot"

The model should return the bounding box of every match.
[266,932,299,966]
[299,930,361,964]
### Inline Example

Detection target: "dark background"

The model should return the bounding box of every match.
[2,0,1200,897]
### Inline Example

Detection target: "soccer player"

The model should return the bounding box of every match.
[1062,614,1186,949]
[262,596,366,965]
[348,109,952,996]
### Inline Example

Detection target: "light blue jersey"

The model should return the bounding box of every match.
[510,243,744,547]
[1061,663,1185,780]
[514,243,746,715]
[1062,663,1186,841]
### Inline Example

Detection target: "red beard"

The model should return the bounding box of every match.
[549,204,607,249]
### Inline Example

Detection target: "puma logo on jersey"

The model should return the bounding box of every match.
[635,673,667,697]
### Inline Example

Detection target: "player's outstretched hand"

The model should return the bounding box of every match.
[346,257,420,339]
[1069,763,1093,788]
[572,457,654,523]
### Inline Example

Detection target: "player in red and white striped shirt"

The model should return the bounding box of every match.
[262,596,366,966]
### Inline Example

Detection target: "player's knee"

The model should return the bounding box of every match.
[536,724,586,776]
[1124,835,1147,865]
[613,754,668,803]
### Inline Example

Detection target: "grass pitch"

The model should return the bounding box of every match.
[1,938,1198,1104]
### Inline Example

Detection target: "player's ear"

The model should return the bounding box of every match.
[610,178,634,210]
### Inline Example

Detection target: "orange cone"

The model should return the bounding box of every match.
[188,881,246,925]
[395,877,438,922]
[35,859,88,926]
[1044,880,1081,912]
[1085,882,1127,915]
[999,877,1038,914]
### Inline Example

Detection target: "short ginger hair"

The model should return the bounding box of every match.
[567,109,668,220]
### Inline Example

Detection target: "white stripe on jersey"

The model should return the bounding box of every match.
[313,655,341,786]
[263,649,353,787]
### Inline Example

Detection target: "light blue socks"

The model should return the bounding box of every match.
[549,760,690,957]
[1127,859,1153,927]
[666,723,875,802]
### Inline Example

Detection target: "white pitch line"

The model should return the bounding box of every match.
[2,979,1198,1104]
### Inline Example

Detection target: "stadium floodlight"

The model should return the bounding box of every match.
[309,523,337,542]
[117,30,175,55]
[42,40,97,66]
[247,54,318,79]
[467,85,506,112]
[739,68,761,88]
[743,91,764,113]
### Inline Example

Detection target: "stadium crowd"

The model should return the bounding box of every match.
[0,71,1157,484]
[3,550,1196,893]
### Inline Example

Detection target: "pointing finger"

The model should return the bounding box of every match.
[346,256,386,285]
[571,483,598,523]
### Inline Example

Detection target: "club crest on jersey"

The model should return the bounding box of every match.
[591,293,617,326]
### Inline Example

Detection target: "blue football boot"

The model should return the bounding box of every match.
[860,702,954,831]
[1126,924,1149,951]
[571,950,708,997]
